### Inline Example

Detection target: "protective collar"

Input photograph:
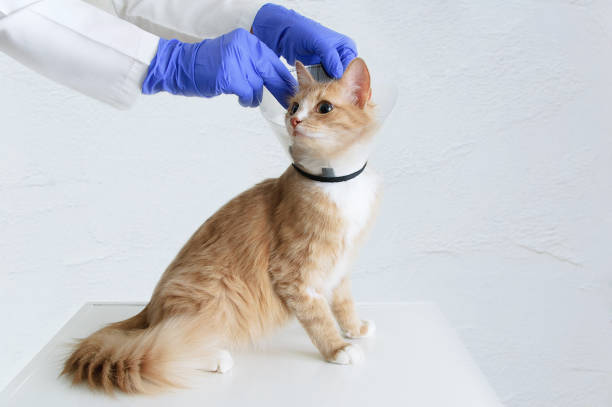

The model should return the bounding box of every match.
[292,162,367,183]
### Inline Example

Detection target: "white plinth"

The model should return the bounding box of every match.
[1,302,502,406]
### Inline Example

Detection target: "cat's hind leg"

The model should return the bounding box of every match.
[200,349,234,373]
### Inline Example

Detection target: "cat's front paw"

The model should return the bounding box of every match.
[328,344,363,365]
[343,320,376,339]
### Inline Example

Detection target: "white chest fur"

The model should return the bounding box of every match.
[315,168,380,293]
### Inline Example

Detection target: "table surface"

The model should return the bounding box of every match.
[1,302,502,407]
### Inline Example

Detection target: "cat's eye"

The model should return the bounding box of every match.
[289,102,299,115]
[317,101,334,114]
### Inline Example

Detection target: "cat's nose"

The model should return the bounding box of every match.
[290,117,302,128]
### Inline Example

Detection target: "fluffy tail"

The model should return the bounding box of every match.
[61,308,218,394]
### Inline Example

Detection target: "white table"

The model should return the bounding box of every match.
[1,302,503,406]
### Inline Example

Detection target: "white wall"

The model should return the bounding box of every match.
[1,1,611,406]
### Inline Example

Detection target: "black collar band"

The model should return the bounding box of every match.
[292,162,367,183]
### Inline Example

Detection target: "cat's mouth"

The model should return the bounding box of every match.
[292,128,324,139]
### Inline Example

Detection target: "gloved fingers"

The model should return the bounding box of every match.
[246,71,264,107]
[265,72,297,108]
[318,46,344,79]
[257,47,298,108]
[252,82,264,108]
[295,54,321,66]
[230,81,254,107]
[237,91,254,107]
[338,46,357,71]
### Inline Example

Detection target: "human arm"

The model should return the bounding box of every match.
[141,28,296,107]
[0,0,266,109]
[0,0,159,109]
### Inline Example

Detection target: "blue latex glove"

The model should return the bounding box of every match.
[142,28,297,107]
[252,4,357,79]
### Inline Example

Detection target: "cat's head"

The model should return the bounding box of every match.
[284,58,378,176]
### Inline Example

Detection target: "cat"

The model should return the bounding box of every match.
[62,58,381,394]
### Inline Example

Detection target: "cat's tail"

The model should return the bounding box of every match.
[61,307,222,394]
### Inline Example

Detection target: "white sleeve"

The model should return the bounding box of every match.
[0,0,160,109]
[110,0,265,42]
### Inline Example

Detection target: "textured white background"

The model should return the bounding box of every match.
[1,1,611,406]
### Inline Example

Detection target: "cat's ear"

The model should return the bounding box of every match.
[339,58,372,108]
[295,61,315,87]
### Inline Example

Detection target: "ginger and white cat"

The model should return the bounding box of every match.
[63,58,381,393]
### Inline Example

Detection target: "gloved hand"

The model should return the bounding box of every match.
[142,28,297,107]
[252,4,357,79]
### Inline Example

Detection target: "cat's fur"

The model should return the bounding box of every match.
[62,58,380,394]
